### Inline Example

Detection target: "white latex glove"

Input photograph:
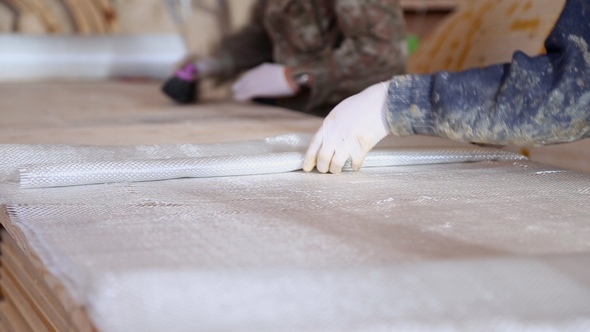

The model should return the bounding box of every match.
[303,82,391,174]
[232,63,297,101]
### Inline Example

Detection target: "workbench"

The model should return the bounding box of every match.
[1,82,589,331]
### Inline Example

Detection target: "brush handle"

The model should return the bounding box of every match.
[174,63,197,81]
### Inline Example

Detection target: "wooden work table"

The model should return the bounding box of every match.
[0,81,464,331]
[1,81,590,331]
[0,81,322,145]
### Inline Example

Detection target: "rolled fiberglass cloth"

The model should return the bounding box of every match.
[18,147,525,189]
[0,133,311,176]
[19,152,305,189]
[359,147,527,168]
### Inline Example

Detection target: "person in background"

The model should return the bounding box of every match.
[184,0,408,116]
[303,0,590,174]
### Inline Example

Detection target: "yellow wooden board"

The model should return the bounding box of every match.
[1,227,96,332]
[408,0,565,73]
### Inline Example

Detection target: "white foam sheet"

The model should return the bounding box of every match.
[1,137,590,331]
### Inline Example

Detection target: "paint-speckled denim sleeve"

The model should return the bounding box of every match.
[384,0,590,146]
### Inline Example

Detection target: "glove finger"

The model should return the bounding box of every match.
[233,88,249,101]
[232,72,255,92]
[233,91,251,101]
[329,147,350,174]
[231,79,244,93]
[233,81,256,101]
[303,129,324,172]
[349,140,375,171]
[316,142,336,174]
[350,148,369,171]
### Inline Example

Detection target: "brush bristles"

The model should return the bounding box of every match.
[162,76,197,104]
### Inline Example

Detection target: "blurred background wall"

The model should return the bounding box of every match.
[1,0,566,92]
[0,0,258,35]
[0,0,258,82]
[0,1,457,34]
[0,0,461,50]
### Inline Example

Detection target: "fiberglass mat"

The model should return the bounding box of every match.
[1,135,590,331]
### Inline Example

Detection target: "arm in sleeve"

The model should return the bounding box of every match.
[385,0,590,146]
[293,0,407,110]
[212,0,273,82]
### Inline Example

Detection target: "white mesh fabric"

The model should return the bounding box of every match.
[17,147,526,188]
[85,257,590,332]
[0,133,309,177]
[2,135,590,331]
[18,152,306,188]
[0,134,525,188]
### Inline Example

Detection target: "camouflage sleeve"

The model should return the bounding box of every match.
[212,0,273,82]
[292,0,407,111]
[384,0,590,146]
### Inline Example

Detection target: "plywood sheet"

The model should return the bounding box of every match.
[0,224,95,331]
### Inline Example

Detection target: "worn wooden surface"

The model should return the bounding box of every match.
[0,81,323,145]
[0,81,473,148]
[0,225,96,332]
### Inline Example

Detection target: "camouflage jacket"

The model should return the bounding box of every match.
[215,0,407,115]
[385,0,590,146]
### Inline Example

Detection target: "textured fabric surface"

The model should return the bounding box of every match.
[0,134,524,188]
[1,136,590,331]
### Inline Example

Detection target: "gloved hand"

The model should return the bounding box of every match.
[303,82,391,174]
[232,63,298,101]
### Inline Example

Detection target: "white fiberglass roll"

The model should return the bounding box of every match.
[15,145,525,188]
[18,152,305,189]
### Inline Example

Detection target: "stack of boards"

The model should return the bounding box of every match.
[0,0,241,36]
[0,215,95,331]
[0,0,118,34]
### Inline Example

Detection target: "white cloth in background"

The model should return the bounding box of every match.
[0,35,185,81]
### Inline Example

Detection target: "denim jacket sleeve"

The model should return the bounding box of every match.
[384,0,590,146]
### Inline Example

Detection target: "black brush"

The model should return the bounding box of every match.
[161,63,199,104]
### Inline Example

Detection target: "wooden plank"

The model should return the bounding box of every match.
[0,209,34,264]
[0,299,31,332]
[408,0,565,73]
[2,242,69,331]
[0,228,3,301]
[0,82,321,146]
[0,266,51,332]
[0,303,14,332]
[0,222,96,331]
[1,239,70,322]
[78,0,104,33]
